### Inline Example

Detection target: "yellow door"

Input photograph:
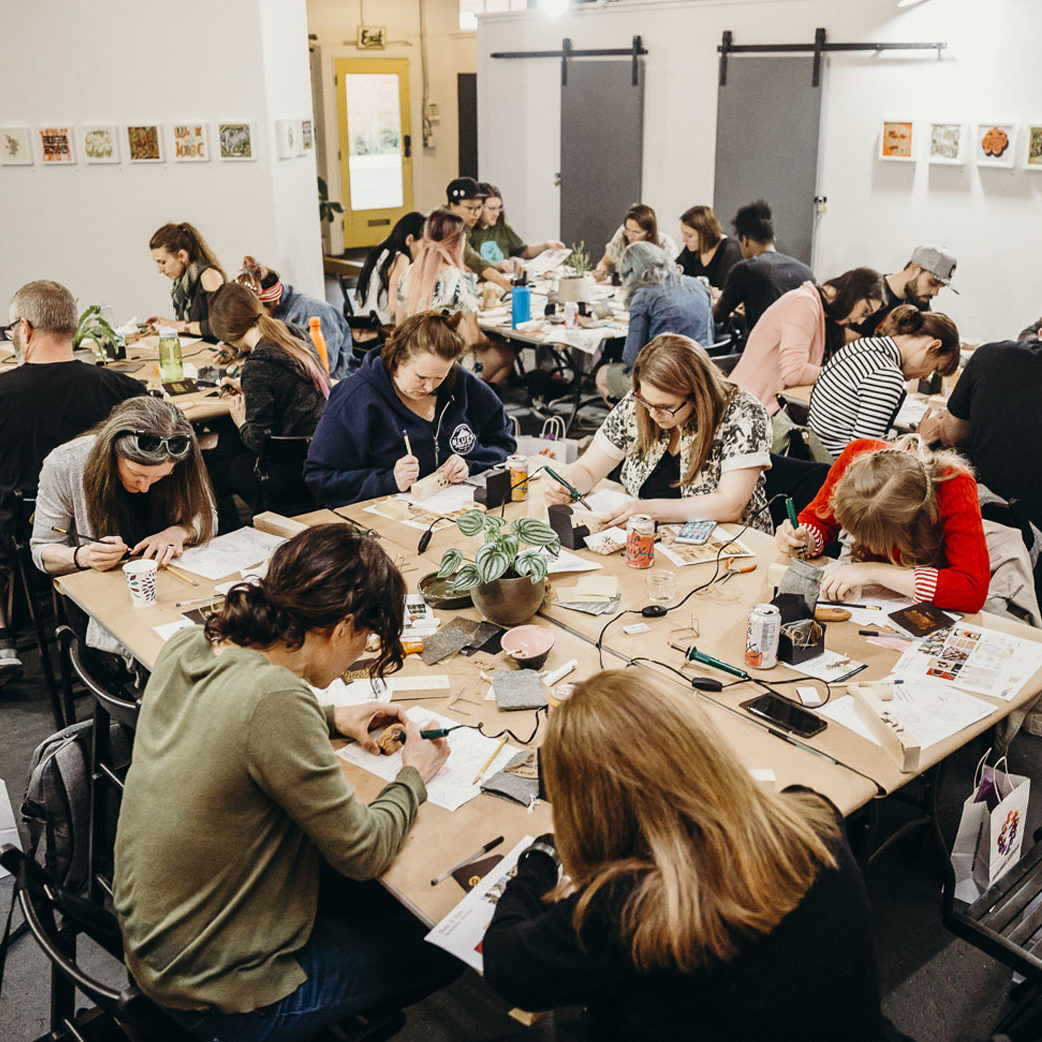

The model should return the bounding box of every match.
[336,58,414,249]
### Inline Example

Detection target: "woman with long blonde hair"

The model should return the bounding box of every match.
[777,435,989,611]
[546,334,773,531]
[482,671,887,1041]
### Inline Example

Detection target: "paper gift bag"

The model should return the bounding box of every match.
[951,752,1031,902]
[513,417,581,464]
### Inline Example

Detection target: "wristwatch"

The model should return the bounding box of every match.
[519,836,560,872]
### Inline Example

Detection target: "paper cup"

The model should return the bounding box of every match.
[123,559,158,607]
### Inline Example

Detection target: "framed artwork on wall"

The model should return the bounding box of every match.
[37,126,76,164]
[274,118,298,160]
[975,122,1017,168]
[1024,125,1042,171]
[172,123,209,162]
[126,124,163,162]
[81,125,120,164]
[218,122,257,161]
[927,122,966,165]
[0,127,33,165]
[880,119,915,162]
[301,118,314,153]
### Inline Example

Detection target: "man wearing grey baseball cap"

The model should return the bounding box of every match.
[854,244,957,337]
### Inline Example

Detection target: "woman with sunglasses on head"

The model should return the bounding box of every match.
[147,221,227,339]
[113,524,458,1041]
[482,670,887,1042]
[545,334,772,531]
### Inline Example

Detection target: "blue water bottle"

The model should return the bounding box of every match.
[511,285,531,328]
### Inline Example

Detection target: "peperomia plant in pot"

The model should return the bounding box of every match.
[437,510,560,627]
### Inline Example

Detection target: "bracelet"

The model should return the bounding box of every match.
[519,841,561,872]
[73,545,88,570]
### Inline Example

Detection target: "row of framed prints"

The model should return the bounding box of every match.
[0,120,314,166]
[880,120,1042,169]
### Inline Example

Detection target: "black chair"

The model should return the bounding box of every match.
[337,273,387,360]
[940,830,1042,1040]
[255,434,319,515]
[9,489,70,728]
[711,352,742,376]
[764,453,831,530]
[57,625,137,909]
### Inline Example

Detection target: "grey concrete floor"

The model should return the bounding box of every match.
[2,625,1040,1041]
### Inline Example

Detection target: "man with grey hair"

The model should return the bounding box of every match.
[0,280,143,677]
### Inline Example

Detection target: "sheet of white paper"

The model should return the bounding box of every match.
[363,498,463,533]
[893,395,930,430]
[313,677,393,707]
[543,547,602,574]
[406,483,478,514]
[790,649,865,683]
[818,697,883,745]
[838,587,918,631]
[0,779,22,878]
[522,246,570,276]
[582,489,632,518]
[174,528,284,581]
[336,706,517,812]
[153,619,196,641]
[424,836,534,972]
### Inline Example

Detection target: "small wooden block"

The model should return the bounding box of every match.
[381,498,411,520]
[814,606,851,623]
[411,471,452,502]
[851,691,920,772]
[253,512,309,539]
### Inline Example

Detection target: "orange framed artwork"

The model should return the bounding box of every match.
[880,120,915,162]
[975,122,1017,169]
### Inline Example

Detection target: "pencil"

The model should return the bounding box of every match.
[163,563,199,587]
[403,429,413,457]
[473,734,508,784]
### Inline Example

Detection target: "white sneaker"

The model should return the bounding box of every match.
[0,645,22,680]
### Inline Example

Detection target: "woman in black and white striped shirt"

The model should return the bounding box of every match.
[808,306,960,458]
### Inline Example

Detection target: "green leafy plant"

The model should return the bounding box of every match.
[73,305,121,355]
[563,241,591,277]
[436,510,561,592]
[318,176,344,224]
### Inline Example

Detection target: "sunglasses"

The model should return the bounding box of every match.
[633,393,692,417]
[117,430,192,457]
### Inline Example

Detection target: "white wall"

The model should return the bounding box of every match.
[478,0,1042,340]
[0,0,322,323]
[306,0,477,241]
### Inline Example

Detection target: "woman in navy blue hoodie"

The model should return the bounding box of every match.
[304,311,515,506]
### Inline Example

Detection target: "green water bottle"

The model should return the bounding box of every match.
[158,327,183,382]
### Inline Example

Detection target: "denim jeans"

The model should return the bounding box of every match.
[169,874,462,1042]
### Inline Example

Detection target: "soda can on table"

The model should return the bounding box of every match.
[625,515,655,569]
[745,603,781,669]
[563,301,578,328]
[507,454,529,502]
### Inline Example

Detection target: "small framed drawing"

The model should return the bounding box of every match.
[1024,125,1042,171]
[81,124,120,164]
[172,123,209,162]
[880,119,915,162]
[0,127,33,165]
[927,122,966,166]
[274,118,297,160]
[975,122,1017,168]
[37,126,76,165]
[218,122,257,161]
[126,124,163,162]
[301,118,314,153]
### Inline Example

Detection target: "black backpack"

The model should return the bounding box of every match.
[21,719,132,895]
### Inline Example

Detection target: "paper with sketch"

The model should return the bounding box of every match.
[542,546,602,574]
[582,489,632,518]
[523,246,570,276]
[313,674,451,708]
[424,835,534,972]
[364,489,476,532]
[174,528,284,580]
[658,529,755,568]
[891,624,1042,701]
[790,649,865,683]
[336,706,517,812]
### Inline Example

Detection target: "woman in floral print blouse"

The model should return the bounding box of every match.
[546,334,773,532]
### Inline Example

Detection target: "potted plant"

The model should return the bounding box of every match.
[558,240,591,304]
[436,510,560,627]
[74,305,124,360]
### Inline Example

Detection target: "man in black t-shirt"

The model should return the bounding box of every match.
[853,244,957,337]
[714,199,813,334]
[0,280,144,676]
[919,339,1042,530]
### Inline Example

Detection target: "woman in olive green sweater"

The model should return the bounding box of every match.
[113,524,457,1041]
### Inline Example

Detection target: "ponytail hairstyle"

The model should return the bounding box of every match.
[879,304,961,377]
[381,310,465,385]
[830,435,972,567]
[405,210,468,316]
[207,283,330,398]
[149,222,227,282]
[205,523,407,679]
[356,210,426,306]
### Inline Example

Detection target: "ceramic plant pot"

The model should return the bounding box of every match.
[557,275,589,303]
[471,574,547,627]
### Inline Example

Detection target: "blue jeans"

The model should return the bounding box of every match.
[169,876,462,1042]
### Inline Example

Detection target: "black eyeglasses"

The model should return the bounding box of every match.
[116,430,192,457]
[633,393,692,417]
[1,318,30,342]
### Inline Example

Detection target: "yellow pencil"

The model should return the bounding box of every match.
[163,563,199,587]
[473,735,508,785]
[403,429,413,457]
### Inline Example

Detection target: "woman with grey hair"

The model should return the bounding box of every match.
[596,241,715,401]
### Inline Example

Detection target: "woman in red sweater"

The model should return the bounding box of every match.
[776,438,989,612]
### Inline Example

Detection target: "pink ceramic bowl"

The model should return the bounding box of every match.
[501,624,556,670]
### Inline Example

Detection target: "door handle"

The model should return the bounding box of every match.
[553,171,561,187]
[403,134,411,158]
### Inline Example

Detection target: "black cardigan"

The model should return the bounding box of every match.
[483,792,886,1042]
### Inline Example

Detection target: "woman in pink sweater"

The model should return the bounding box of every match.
[730,268,885,415]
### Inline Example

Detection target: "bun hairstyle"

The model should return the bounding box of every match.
[149,222,227,281]
[879,304,961,376]
[205,524,406,678]
[381,310,465,378]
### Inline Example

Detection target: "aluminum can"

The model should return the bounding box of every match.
[625,515,655,569]
[563,300,579,328]
[745,603,781,669]
[507,455,529,502]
